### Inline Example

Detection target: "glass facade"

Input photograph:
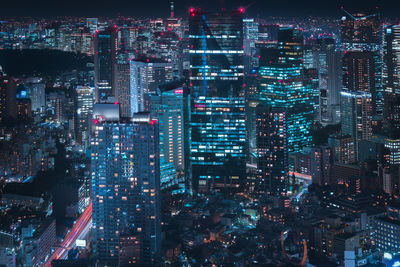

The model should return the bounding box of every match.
[383,25,400,138]
[189,9,246,193]
[94,27,117,102]
[258,64,313,152]
[340,10,383,115]
[130,59,173,114]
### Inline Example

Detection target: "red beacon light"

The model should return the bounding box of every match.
[239,8,245,13]
[189,8,196,17]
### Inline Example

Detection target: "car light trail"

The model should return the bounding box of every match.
[43,202,92,267]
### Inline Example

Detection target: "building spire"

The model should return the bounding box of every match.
[170,0,174,18]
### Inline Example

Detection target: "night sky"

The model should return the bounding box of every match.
[0,0,399,18]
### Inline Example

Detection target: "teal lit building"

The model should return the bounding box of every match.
[256,28,313,194]
[189,8,245,194]
[150,83,190,191]
[258,29,313,153]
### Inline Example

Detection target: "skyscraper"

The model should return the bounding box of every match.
[340,91,373,158]
[305,38,342,123]
[115,52,131,117]
[342,51,376,113]
[75,86,94,147]
[94,27,118,102]
[341,9,380,51]
[150,83,190,190]
[0,72,17,123]
[150,84,189,172]
[91,106,160,265]
[130,58,173,114]
[27,79,45,113]
[383,25,400,138]
[341,9,383,115]
[256,104,288,195]
[189,8,246,194]
[258,28,313,154]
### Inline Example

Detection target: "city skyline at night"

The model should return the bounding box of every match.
[2,1,400,267]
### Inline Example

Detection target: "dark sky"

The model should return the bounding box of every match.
[1,0,399,18]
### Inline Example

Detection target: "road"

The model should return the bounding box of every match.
[43,202,92,267]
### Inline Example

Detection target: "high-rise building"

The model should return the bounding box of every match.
[115,53,131,117]
[303,68,321,121]
[150,85,189,173]
[189,8,246,194]
[86,18,99,34]
[46,91,65,122]
[130,58,173,114]
[91,107,160,265]
[94,27,118,102]
[243,18,259,69]
[258,28,313,154]
[27,80,45,113]
[257,24,279,42]
[328,134,356,164]
[341,9,380,51]
[305,38,342,123]
[75,86,94,147]
[16,98,32,121]
[256,104,288,195]
[341,91,373,159]
[342,51,376,113]
[341,9,383,115]
[310,145,332,186]
[374,203,400,252]
[383,25,400,138]
[0,72,16,122]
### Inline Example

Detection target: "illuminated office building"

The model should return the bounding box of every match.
[27,80,46,113]
[75,86,94,147]
[86,18,99,34]
[243,18,259,69]
[384,138,400,166]
[130,58,173,114]
[305,38,342,123]
[383,25,400,138]
[303,68,321,121]
[150,85,189,173]
[341,91,372,159]
[256,104,288,195]
[94,27,118,102]
[150,83,190,191]
[0,73,17,123]
[374,203,400,252]
[115,52,131,117]
[257,24,279,42]
[91,108,160,265]
[258,28,313,154]
[341,9,383,115]
[341,9,380,51]
[189,8,246,194]
[342,51,376,112]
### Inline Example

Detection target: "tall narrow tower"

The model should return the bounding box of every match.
[189,8,245,194]
[170,1,174,18]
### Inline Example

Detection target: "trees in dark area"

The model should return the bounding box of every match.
[0,49,92,77]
